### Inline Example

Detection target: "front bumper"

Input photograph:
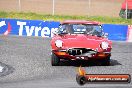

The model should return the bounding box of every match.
[53,49,111,60]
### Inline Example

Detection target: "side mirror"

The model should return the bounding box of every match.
[52,31,57,35]
[103,33,108,38]
[52,28,58,36]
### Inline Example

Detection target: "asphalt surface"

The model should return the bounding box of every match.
[0,35,132,88]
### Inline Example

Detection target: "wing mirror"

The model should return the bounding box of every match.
[52,29,58,35]
[103,33,108,38]
[52,31,57,35]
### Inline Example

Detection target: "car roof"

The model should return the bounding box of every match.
[61,20,101,25]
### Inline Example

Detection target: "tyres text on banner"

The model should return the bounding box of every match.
[0,18,60,37]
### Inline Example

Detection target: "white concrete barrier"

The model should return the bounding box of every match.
[127,25,132,42]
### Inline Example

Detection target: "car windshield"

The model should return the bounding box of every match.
[58,24,103,37]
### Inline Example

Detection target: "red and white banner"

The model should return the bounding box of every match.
[127,25,132,42]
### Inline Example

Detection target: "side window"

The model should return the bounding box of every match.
[59,25,65,31]
[58,24,72,34]
[58,25,66,33]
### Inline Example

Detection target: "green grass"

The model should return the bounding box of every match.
[0,11,132,24]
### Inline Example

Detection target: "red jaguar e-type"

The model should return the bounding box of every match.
[51,20,112,66]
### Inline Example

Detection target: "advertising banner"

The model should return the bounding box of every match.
[0,18,130,41]
[102,24,128,41]
[0,18,60,37]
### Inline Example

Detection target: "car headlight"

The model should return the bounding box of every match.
[55,40,63,48]
[101,42,109,49]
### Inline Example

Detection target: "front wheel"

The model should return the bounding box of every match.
[101,56,110,66]
[51,52,60,66]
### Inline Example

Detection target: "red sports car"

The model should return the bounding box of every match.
[51,20,112,66]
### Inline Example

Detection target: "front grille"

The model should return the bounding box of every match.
[67,48,96,56]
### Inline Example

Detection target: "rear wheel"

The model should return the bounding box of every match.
[51,52,60,66]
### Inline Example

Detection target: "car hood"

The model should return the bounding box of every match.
[52,34,112,51]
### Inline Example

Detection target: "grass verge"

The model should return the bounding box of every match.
[0,11,132,24]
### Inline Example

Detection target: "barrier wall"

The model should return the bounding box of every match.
[0,18,131,41]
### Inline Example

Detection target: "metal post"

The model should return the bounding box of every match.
[88,0,91,16]
[89,0,91,9]
[52,0,55,15]
[18,0,21,11]
[126,0,128,19]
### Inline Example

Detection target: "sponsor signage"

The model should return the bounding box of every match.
[102,24,128,41]
[0,19,60,37]
[0,18,131,42]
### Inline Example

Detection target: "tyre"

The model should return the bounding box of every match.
[101,56,110,66]
[76,75,86,86]
[51,52,60,66]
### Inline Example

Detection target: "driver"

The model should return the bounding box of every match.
[65,25,73,34]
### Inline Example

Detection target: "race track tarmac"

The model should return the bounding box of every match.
[0,35,131,88]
